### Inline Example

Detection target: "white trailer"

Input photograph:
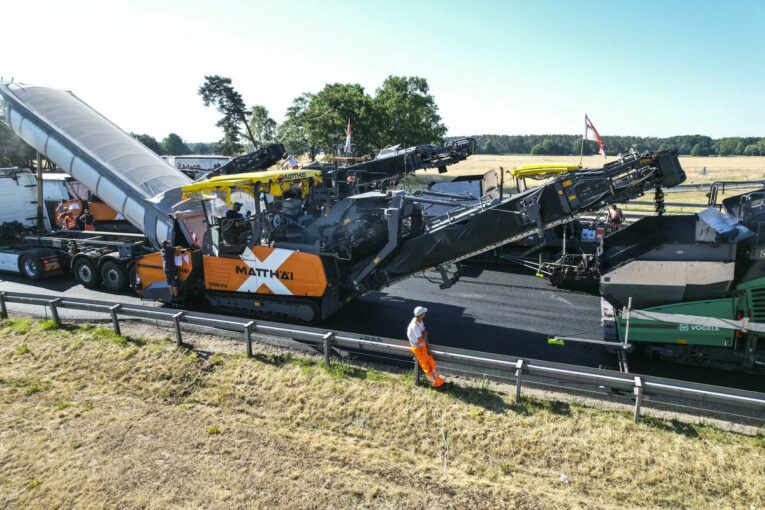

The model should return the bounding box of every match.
[162,155,231,179]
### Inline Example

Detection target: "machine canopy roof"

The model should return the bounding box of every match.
[181,169,323,203]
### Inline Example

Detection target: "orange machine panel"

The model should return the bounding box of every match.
[203,246,327,297]
[88,202,119,221]
[135,249,194,292]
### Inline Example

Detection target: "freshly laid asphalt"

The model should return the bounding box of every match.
[2,263,763,392]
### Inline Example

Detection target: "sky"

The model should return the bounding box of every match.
[3,0,764,142]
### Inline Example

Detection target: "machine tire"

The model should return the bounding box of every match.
[100,260,127,292]
[73,258,100,289]
[19,254,43,281]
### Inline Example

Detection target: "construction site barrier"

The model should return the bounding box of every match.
[1,290,763,426]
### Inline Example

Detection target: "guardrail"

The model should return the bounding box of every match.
[1,290,763,426]
[665,182,765,193]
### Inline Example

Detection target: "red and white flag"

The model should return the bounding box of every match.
[584,114,606,158]
[344,119,352,154]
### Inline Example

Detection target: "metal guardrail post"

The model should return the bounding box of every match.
[515,359,525,402]
[0,292,6,320]
[323,332,335,365]
[244,321,255,358]
[109,304,121,336]
[172,312,184,346]
[633,376,644,422]
[48,298,61,328]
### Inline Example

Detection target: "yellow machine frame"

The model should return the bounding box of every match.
[181,169,323,206]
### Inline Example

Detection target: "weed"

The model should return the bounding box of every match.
[14,344,31,355]
[499,462,512,476]
[366,368,387,382]
[470,408,484,420]
[293,356,317,369]
[478,374,490,391]
[465,465,477,476]
[82,401,95,411]
[207,426,221,435]
[88,327,124,343]
[26,382,48,395]
[27,479,41,490]
[5,318,32,334]
[121,346,139,360]
[40,319,58,331]
[323,361,368,380]
[208,353,224,367]
[54,401,71,411]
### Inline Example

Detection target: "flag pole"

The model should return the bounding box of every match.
[579,115,585,168]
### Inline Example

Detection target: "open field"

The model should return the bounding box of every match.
[422,154,765,185]
[1,318,764,509]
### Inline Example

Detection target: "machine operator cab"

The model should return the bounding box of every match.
[181,169,323,256]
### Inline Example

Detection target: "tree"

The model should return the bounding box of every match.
[131,133,164,155]
[198,75,256,155]
[161,133,190,155]
[0,122,35,167]
[373,75,447,147]
[481,138,497,154]
[248,105,277,148]
[530,143,545,155]
[217,117,244,156]
[572,138,595,156]
[277,93,314,156]
[304,83,378,154]
[744,144,761,156]
[187,142,219,155]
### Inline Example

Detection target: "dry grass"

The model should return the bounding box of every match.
[1,318,764,509]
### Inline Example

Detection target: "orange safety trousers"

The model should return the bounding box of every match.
[411,346,445,388]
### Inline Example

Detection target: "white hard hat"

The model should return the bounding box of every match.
[414,306,428,317]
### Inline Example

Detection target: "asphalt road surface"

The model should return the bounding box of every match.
[2,264,763,392]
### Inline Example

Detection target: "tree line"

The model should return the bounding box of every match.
[197,74,446,157]
[468,134,765,157]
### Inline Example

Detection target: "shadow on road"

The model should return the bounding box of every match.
[324,291,612,367]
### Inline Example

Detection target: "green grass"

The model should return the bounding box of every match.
[39,319,58,331]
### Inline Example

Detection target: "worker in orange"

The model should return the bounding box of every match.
[61,209,78,231]
[81,209,96,231]
[407,306,446,388]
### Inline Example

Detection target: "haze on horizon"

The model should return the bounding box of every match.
[3,0,764,142]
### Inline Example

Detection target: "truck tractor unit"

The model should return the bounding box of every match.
[601,190,765,372]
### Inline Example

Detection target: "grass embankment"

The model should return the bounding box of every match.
[1,319,763,509]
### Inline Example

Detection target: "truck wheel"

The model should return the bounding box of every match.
[100,260,127,292]
[73,258,100,289]
[20,255,43,281]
